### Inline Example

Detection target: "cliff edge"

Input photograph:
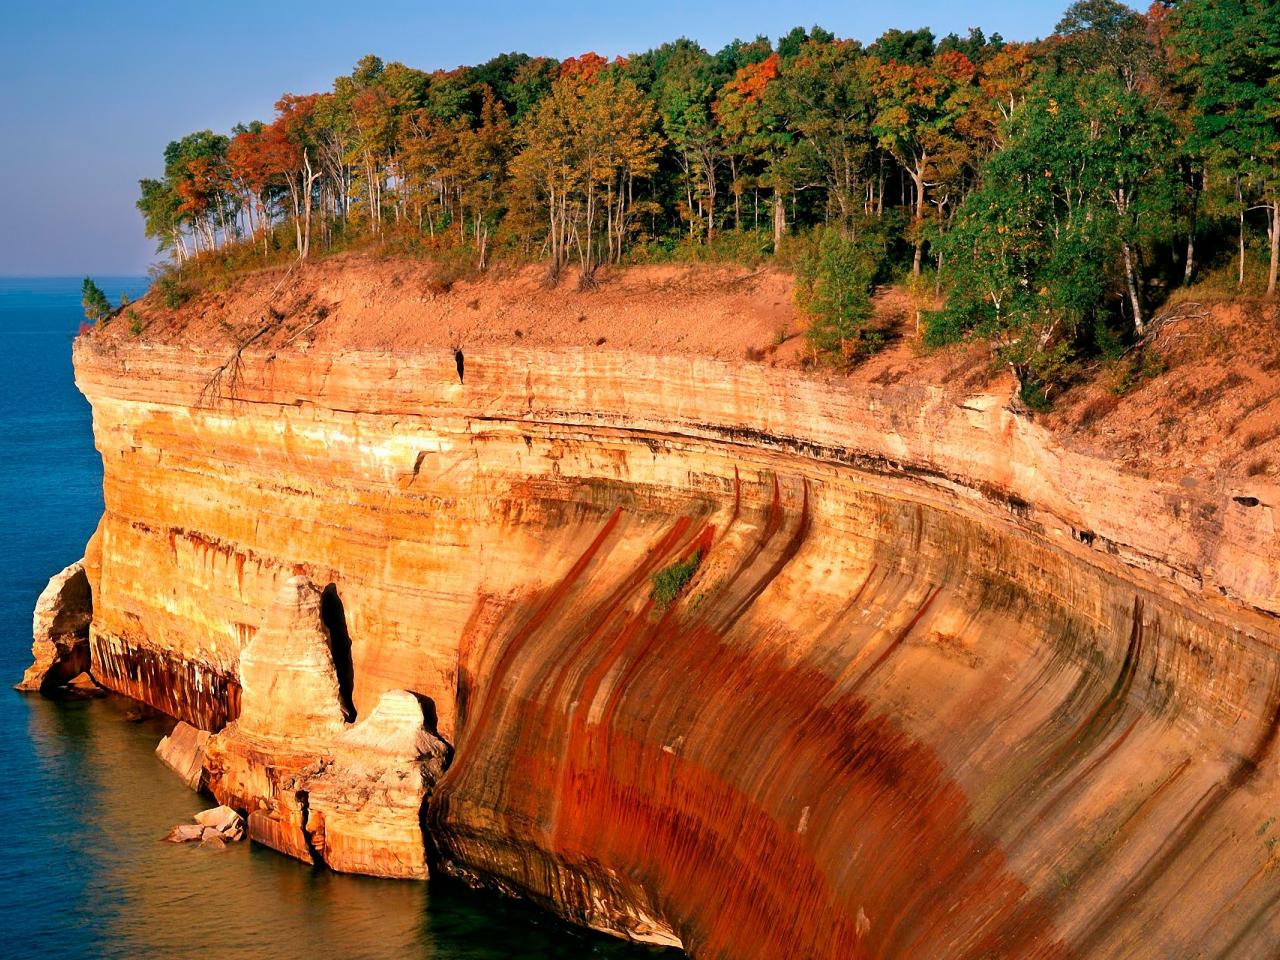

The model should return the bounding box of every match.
[37,257,1280,959]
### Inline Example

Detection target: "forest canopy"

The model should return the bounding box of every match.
[136,0,1280,395]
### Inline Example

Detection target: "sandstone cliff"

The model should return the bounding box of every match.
[41,260,1280,959]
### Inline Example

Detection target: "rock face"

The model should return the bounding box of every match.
[203,577,448,879]
[155,721,210,789]
[17,560,95,695]
[235,577,347,741]
[66,329,1280,959]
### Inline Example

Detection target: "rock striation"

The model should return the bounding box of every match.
[51,308,1280,959]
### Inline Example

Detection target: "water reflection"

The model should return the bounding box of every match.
[17,695,668,960]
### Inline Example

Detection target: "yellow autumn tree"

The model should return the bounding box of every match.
[512,64,661,282]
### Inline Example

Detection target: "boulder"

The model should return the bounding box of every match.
[162,823,204,843]
[162,805,246,845]
[155,721,210,790]
[194,805,244,836]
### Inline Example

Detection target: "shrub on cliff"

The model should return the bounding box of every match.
[796,227,887,366]
[148,267,190,309]
[651,551,703,610]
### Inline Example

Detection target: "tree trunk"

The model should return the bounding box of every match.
[911,165,926,278]
[1122,241,1145,335]
[706,172,716,243]
[876,157,885,217]
[286,171,304,257]
[729,156,740,231]
[1183,170,1199,286]
[1238,180,1246,288]
[1239,208,1246,288]
[1269,199,1279,297]
[772,190,785,252]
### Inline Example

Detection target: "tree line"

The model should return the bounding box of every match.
[136,0,1280,394]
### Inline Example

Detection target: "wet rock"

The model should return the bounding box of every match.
[163,805,246,845]
[16,560,93,695]
[199,834,227,851]
[122,702,164,722]
[59,673,106,700]
[194,805,244,838]
[162,823,204,843]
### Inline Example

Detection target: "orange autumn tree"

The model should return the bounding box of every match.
[270,93,324,258]
[872,52,974,275]
[715,53,789,242]
[227,123,278,254]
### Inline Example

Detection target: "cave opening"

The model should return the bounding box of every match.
[454,349,464,384]
[321,583,357,722]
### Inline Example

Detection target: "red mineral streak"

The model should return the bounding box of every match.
[435,498,1068,959]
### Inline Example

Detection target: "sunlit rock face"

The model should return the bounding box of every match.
[201,576,448,879]
[235,576,347,742]
[18,559,93,695]
[70,333,1280,959]
[155,720,209,789]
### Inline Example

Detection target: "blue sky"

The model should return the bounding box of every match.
[0,0,1068,276]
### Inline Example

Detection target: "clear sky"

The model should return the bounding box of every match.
[0,0,1068,276]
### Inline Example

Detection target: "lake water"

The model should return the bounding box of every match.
[0,276,666,960]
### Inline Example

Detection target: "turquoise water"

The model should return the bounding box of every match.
[0,277,666,960]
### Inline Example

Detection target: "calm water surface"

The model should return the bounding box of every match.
[0,277,667,960]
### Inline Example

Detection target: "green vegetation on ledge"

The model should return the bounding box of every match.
[651,551,703,611]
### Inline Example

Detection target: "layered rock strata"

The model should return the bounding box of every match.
[58,331,1280,959]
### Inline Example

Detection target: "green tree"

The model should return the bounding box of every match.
[455,87,514,268]
[1053,0,1154,87]
[512,66,661,278]
[81,278,112,326]
[136,177,185,262]
[715,53,791,242]
[868,28,936,65]
[798,227,883,364]
[646,40,731,241]
[1170,0,1280,294]
[769,39,878,230]
[872,53,972,276]
[931,75,1175,396]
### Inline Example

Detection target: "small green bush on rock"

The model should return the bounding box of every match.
[651,551,703,610]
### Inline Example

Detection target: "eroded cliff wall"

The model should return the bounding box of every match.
[70,332,1280,959]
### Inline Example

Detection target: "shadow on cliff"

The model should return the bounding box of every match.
[321,584,357,722]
